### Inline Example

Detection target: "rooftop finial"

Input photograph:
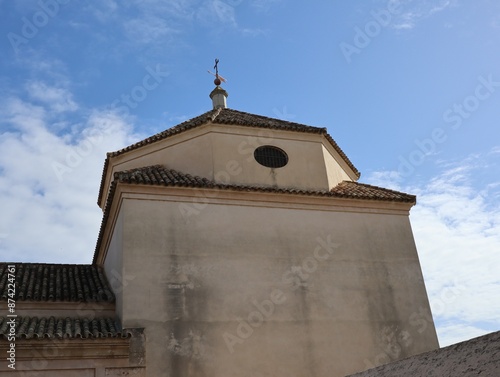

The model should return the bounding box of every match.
[214,58,221,85]
[208,58,227,86]
[208,58,228,109]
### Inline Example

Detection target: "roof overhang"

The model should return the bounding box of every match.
[93,170,415,264]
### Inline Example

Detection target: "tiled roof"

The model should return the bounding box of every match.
[109,108,328,157]
[97,108,360,206]
[347,330,500,377]
[330,181,415,202]
[0,316,128,339]
[93,165,415,263]
[114,165,415,202]
[0,263,114,303]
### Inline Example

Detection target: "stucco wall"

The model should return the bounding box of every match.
[322,145,352,187]
[110,194,437,377]
[104,208,124,322]
[210,130,331,189]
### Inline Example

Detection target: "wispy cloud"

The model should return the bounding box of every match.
[391,0,455,30]
[80,0,272,50]
[125,0,197,21]
[241,28,267,37]
[73,0,259,61]
[196,0,238,27]
[86,0,238,29]
[249,0,282,12]
[84,0,118,23]
[436,323,494,348]
[123,16,181,44]
[367,150,500,346]
[26,81,78,113]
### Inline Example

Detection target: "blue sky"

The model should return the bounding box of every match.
[0,0,499,349]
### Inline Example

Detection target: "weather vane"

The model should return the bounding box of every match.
[208,58,227,86]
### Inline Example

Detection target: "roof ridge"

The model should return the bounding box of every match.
[210,107,223,122]
[214,108,327,131]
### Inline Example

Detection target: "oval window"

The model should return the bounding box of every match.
[254,146,288,168]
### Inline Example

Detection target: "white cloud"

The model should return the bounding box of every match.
[26,81,78,113]
[367,151,500,346]
[0,93,143,264]
[490,146,500,155]
[436,323,493,347]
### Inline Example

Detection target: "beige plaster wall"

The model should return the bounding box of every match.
[104,208,125,322]
[210,131,331,190]
[111,194,438,377]
[322,145,353,187]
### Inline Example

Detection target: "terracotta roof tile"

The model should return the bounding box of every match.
[0,316,128,339]
[0,263,114,303]
[115,166,215,188]
[330,181,416,202]
[109,108,326,158]
[97,108,360,206]
[115,165,415,202]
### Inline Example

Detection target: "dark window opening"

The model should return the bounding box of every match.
[254,146,288,168]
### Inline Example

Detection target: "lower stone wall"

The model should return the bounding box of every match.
[0,329,146,376]
[0,370,96,377]
[0,367,146,377]
[347,331,500,377]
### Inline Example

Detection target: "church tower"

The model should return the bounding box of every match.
[92,69,439,376]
